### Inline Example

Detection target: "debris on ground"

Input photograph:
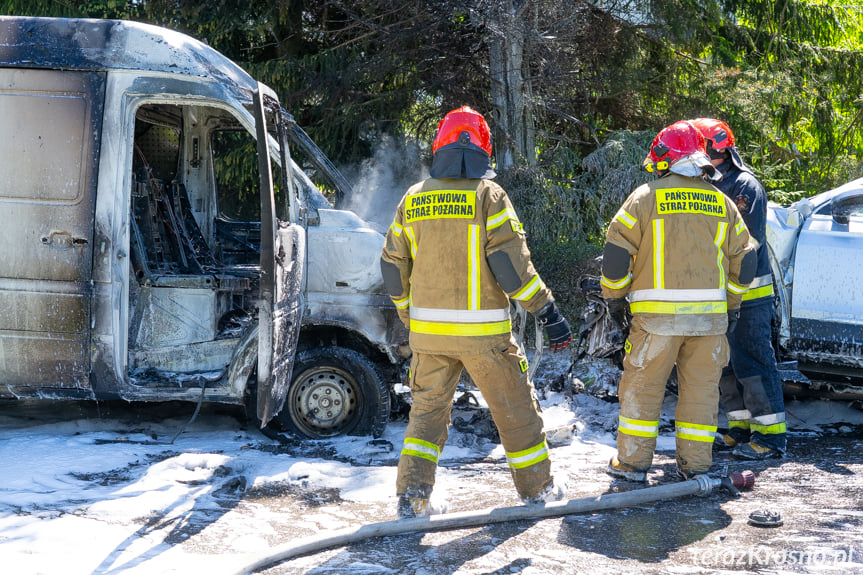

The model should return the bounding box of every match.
[748,508,784,527]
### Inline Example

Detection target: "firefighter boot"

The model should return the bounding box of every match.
[677,467,709,481]
[713,427,750,451]
[607,455,648,482]
[732,441,783,461]
[522,477,567,505]
[396,486,448,519]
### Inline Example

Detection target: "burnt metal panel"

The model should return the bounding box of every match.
[789,318,863,369]
[253,89,305,426]
[0,68,103,391]
[267,223,306,422]
[0,16,257,98]
[131,287,217,349]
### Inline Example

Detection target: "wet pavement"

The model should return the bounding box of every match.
[260,430,863,575]
[1,397,861,575]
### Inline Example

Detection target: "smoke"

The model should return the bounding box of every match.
[339,134,429,234]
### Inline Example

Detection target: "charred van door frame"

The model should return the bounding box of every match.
[253,86,306,426]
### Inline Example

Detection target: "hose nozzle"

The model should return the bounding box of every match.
[719,469,755,497]
[729,470,755,490]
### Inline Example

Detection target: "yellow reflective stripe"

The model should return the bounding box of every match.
[402,437,440,463]
[616,209,637,229]
[748,411,787,435]
[618,415,659,438]
[751,412,785,425]
[678,421,717,431]
[676,421,718,442]
[410,318,512,336]
[512,275,542,301]
[392,295,410,309]
[742,284,774,301]
[390,221,403,237]
[486,207,517,230]
[405,225,417,258]
[750,422,787,435]
[735,220,746,235]
[677,432,717,443]
[630,288,725,302]
[620,415,660,427]
[727,280,748,295]
[506,441,549,469]
[749,274,773,288]
[601,273,632,289]
[630,301,727,314]
[727,410,751,423]
[653,219,664,289]
[411,307,509,322]
[619,428,658,438]
[468,225,481,310]
[714,221,728,289]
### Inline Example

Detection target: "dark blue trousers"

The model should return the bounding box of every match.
[719,302,787,452]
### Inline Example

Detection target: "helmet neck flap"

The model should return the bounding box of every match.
[430,144,496,179]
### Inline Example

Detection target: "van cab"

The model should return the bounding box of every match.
[0,16,408,437]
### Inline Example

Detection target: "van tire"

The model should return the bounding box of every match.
[274,346,390,439]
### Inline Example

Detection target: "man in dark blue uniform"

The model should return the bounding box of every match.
[691,118,786,460]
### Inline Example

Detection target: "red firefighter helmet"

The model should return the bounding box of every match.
[690,117,735,151]
[432,106,492,157]
[643,120,713,178]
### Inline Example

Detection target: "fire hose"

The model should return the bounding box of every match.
[229,470,755,575]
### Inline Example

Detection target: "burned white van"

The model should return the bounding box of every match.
[0,16,408,438]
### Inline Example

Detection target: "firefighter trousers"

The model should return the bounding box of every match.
[719,301,787,452]
[396,340,553,502]
[617,322,729,473]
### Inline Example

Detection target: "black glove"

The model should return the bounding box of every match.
[727,309,740,335]
[606,297,629,327]
[538,302,572,351]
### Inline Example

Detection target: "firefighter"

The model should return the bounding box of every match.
[380,106,572,518]
[602,120,756,481]
[690,118,787,460]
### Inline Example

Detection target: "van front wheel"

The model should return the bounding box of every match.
[274,347,389,439]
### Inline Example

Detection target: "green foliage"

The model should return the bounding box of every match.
[577,131,656,228]
[530,239,601,323]
[499,166,603,321]
[5,0,863,288]
[497,130,657,318]
[680,0,863,196]
[212,132,262,221]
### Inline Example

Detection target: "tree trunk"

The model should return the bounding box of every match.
[485,0,535,171]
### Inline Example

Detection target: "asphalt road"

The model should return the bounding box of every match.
[2,397,861,575]
[255,428,863,575]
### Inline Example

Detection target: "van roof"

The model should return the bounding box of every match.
[0,16,259,94]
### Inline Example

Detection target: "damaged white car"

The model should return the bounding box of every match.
[767,178,863,392]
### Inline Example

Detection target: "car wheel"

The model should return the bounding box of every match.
[274,346,390,439]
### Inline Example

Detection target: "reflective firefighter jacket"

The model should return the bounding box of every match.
[601,173,755,336]
[714,161,774,308]
[380,177,553,354]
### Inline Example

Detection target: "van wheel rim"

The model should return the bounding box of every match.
[290,367,357,435]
